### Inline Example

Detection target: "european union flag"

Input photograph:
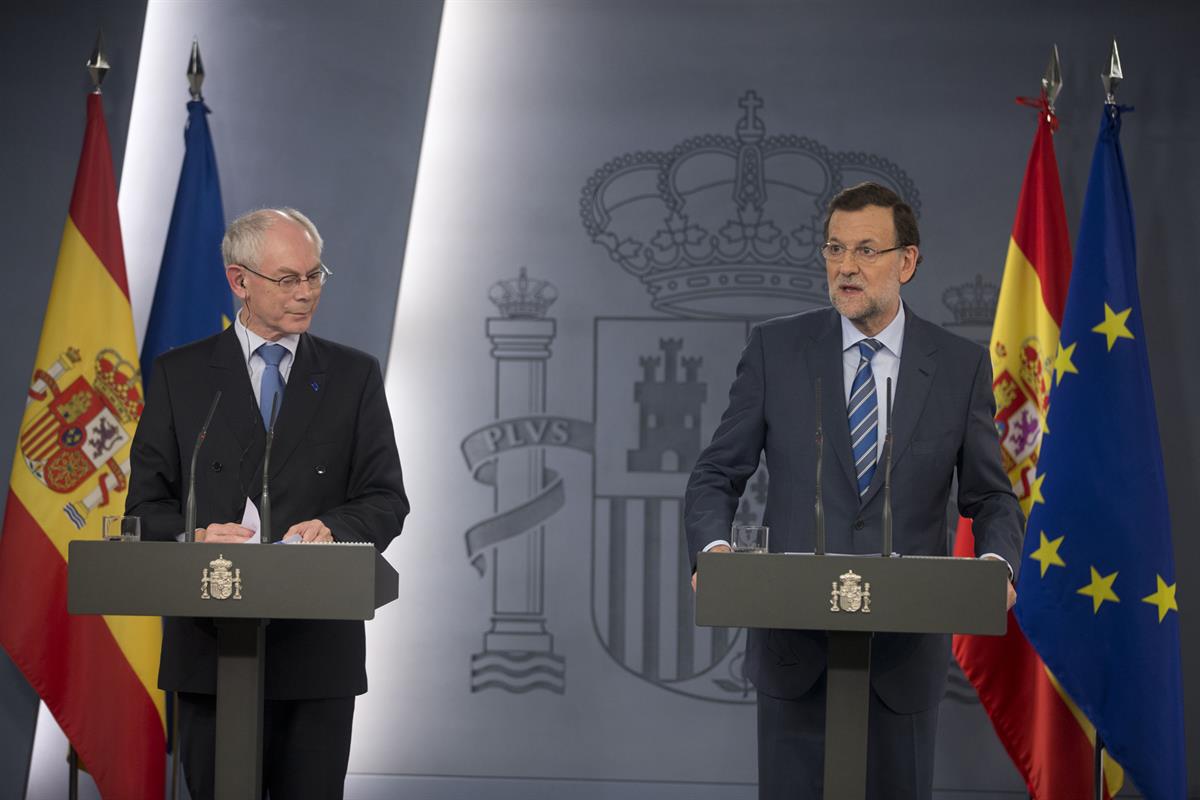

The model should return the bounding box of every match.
[1014,104,1185,799]
[140,100,232,380]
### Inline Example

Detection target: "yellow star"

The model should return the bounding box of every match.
[1028,531,1065,577]
[1142,575,1179,623]
[1053,341,1078,385]
[1028,470,1046,508]
[1091,303,1135,351]
[1077,567,1120,613]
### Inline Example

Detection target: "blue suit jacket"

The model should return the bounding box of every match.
[684,305,1023,713]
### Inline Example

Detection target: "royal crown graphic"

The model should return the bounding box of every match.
[92,348,144,423]
[943,274,1000,328]
[488,267,558,319]
[580,91,921,320]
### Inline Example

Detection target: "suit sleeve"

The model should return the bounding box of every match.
[956,348,1025,578]
[683,324,767,570]
[125,359,186,541]
[318,357,409,551]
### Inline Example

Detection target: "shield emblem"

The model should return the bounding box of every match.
[21,375,130,493]
[590,317,762,702]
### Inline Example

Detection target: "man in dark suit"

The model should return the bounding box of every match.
[126,208,409,800]
[684,183,1023,799]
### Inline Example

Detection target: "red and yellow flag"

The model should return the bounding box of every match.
[0,92,165,797]
[952,97,1122,798]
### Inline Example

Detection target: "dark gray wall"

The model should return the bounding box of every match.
[0,4,148,797]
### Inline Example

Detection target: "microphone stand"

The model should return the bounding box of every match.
[881,378,894,558]
[260,394,279,544]
[814,378,825,556]
[184,391,222,542]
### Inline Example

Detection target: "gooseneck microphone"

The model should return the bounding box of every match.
[184,391,222,542]
[881,377,895,558]
[260,394,279,544]
[814,377,826,556]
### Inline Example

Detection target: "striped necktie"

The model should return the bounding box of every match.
[257,343,287,428]
[848,338,884,498]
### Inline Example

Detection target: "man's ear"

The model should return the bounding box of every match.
[899,246,919,284]
[226,265,247,298]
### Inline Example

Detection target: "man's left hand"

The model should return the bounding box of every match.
[979,554,1017,611]
[282,519,334,543]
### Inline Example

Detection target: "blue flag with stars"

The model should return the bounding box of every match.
[140,100,232,381]
[1014,104,1185,799]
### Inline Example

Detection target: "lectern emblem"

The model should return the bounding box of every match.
[830,570,871,613]
[201,554,242,601]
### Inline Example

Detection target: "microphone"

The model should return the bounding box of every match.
[184,391,222,542]
[881,377,894,558]
[260,393,279,544]
[814,377,825,556]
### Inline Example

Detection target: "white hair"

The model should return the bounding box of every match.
[221,207,324,268]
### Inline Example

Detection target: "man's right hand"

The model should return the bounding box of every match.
[195,523,255,543]
[691,543,733,592]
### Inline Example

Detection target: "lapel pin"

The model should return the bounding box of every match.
[311,380,320,392]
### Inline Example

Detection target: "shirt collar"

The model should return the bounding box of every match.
[233,309,300,365]
[840,302,905,358]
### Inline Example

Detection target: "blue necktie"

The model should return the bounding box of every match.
[257,343,287,429]
[848,339,883,498]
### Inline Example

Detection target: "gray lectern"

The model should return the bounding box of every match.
[67,540,398,799]
[695,552,1008,799]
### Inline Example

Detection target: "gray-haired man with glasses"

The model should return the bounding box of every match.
[127,207,409,799]
[685,182,1023,799]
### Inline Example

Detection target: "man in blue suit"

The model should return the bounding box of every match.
[685,182,1023,799]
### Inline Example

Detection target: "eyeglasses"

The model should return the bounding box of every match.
[240,262,332,290]
[820,243,907,264]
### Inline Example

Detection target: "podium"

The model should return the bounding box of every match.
[67,540,398,799]
[695,552,1007,799]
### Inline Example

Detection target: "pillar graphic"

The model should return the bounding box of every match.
[468,269,566,692]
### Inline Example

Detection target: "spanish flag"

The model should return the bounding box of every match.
[0,92,165,797]
[952,94,1123,798]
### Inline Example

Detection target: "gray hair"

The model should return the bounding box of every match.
[221,207,324,268]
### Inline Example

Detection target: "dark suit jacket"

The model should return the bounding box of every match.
[684,305,1023,714]
[126,326,409,700]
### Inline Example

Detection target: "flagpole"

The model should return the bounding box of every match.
[67,29,109,800]
[1088,37,1123,800]
[68,746,79,800]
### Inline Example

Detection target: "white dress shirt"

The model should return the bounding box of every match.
[233,310,299,402]
[841,303,904,464]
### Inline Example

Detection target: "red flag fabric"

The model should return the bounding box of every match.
[0,92,165,798]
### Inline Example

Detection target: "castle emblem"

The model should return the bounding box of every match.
[830,570,871,613]
[201,554,242,601]
[628,339,706,473]
[19,347,143,529]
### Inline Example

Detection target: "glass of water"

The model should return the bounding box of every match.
[731,523,769,553]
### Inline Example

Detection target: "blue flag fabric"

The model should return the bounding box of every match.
[1014,104,1185,799]
[140,100,232,380]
